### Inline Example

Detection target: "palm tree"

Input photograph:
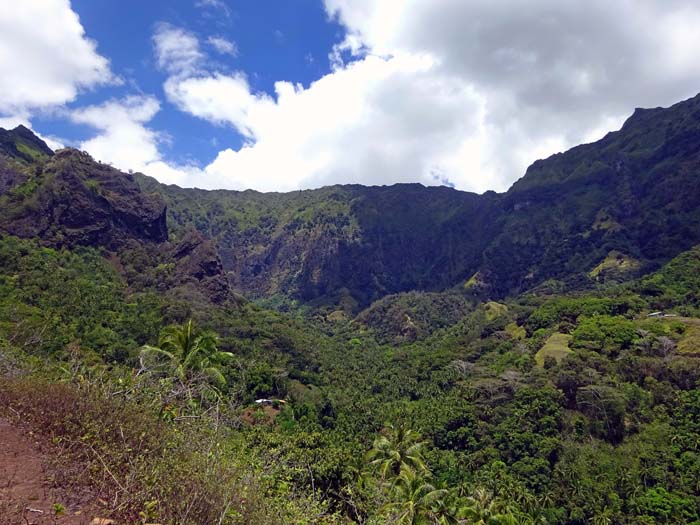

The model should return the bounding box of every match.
[431,490,472,525]
[591,507,613,525]
[462,488,518,525]
[140,319,233,391]
[366,424,429,480]
[381,468,447,524]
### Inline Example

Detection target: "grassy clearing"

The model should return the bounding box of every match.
[675,318,700,356]
[590,250,641,279]
[505,322,526,339]
[535,333,573,366]
[484,301,508,321]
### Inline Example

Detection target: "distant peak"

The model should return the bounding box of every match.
[0,124,54,160]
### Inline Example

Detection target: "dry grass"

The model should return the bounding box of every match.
[0,378,327,525]
[589,250,640,279]
[675,318,700,356]
[535,333,573,367]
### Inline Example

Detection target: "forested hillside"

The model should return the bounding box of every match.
[135,94,700,310]
[1,95,700,524]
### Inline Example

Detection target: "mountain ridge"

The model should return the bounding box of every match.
[1,92,700,312]
[133,92,700,310]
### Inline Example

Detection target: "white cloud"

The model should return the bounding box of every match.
[147,1,700,193]
[164,73,272,139]
[70,96,199,186]
[153,23,204,77]
[152,27,489,191]
[207,36,238,57]
[71,96,162,169]
[200,55,484,191]
[321,0,700,188]
[0,0,114,119]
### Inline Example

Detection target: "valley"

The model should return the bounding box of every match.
[1,94,700,524]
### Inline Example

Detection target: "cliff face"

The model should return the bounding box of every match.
[3,92,700,312]
[170,230,231,304]
[484,93,700,295]
[0,141,168,248]
[132,94,700,310]
[137,181,503,308]
[0,129,231,305]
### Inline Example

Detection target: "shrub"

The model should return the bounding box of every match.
[0,377,333,524]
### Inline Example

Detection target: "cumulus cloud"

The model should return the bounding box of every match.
[165,73,272,139]
[71,96,162,169]
[153,26,489,191]
[70,96,199,186]
[200,55,483,191]
[322,0,700,188]
[0,0,114,118]
[147,1,700,193]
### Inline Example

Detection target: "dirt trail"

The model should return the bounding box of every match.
[0,418,101,525]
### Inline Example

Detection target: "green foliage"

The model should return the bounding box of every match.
[140,319,233,391]
[2,158,700,524]
[639,246,700,312]
[365,424,429,479]
[526,296,640,332]
[571,315,638,355]
[3,238,700,524]
[631,487,699,524]
[0,235,162,360]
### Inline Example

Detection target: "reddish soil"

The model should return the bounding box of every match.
[0,418,103,525]
[240,404,280,426]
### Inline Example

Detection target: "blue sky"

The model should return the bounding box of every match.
[33,0,345,171]
[2,1,700,192]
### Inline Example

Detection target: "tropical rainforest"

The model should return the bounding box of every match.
[1,94,700,524]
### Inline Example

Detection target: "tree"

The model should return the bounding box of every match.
[139,319,232,394]
[462,488,519,525]
[380,468,447,524]
[366,424,429,480]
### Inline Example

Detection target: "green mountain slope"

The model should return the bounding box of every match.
[1,94,700,523]
[2,92,700,313]
[134,93,700,310]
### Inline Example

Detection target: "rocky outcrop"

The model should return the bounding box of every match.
[0,160,27,196]
[0,127,239,306]
[171,230,231,303]
[0,149,167,248]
